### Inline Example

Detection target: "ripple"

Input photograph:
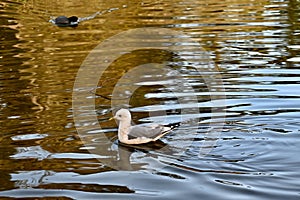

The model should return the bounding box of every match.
[287,57,300,62]
[11,133,48,141]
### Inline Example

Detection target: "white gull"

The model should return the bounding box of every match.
[112,109,177,144]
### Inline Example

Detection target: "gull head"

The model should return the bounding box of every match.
[113,109,132,122]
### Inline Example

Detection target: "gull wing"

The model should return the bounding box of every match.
[128,124,171,140]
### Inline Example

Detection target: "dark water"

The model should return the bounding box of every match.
[1,0,300,199]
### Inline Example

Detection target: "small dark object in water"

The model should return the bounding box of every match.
[54,16,78,27]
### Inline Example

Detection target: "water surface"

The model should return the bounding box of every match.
[0,0,300,199]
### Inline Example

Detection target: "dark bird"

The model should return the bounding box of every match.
[54,16,78,27]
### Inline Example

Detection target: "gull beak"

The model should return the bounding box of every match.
[109,116,115,121]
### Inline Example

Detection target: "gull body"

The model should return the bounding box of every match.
[113,109,173,144]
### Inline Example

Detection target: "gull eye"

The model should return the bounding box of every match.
[118,114,122,117]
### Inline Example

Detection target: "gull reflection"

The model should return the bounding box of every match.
[110,140,174,171]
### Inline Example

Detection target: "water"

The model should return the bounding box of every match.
[1,0,300,199]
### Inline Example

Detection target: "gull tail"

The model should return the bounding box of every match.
[153,122,181,141]
[164,122,181,130]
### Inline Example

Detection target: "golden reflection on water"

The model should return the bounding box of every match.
[12,0,286,140]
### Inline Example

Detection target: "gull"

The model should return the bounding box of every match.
[111,109,178,145]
